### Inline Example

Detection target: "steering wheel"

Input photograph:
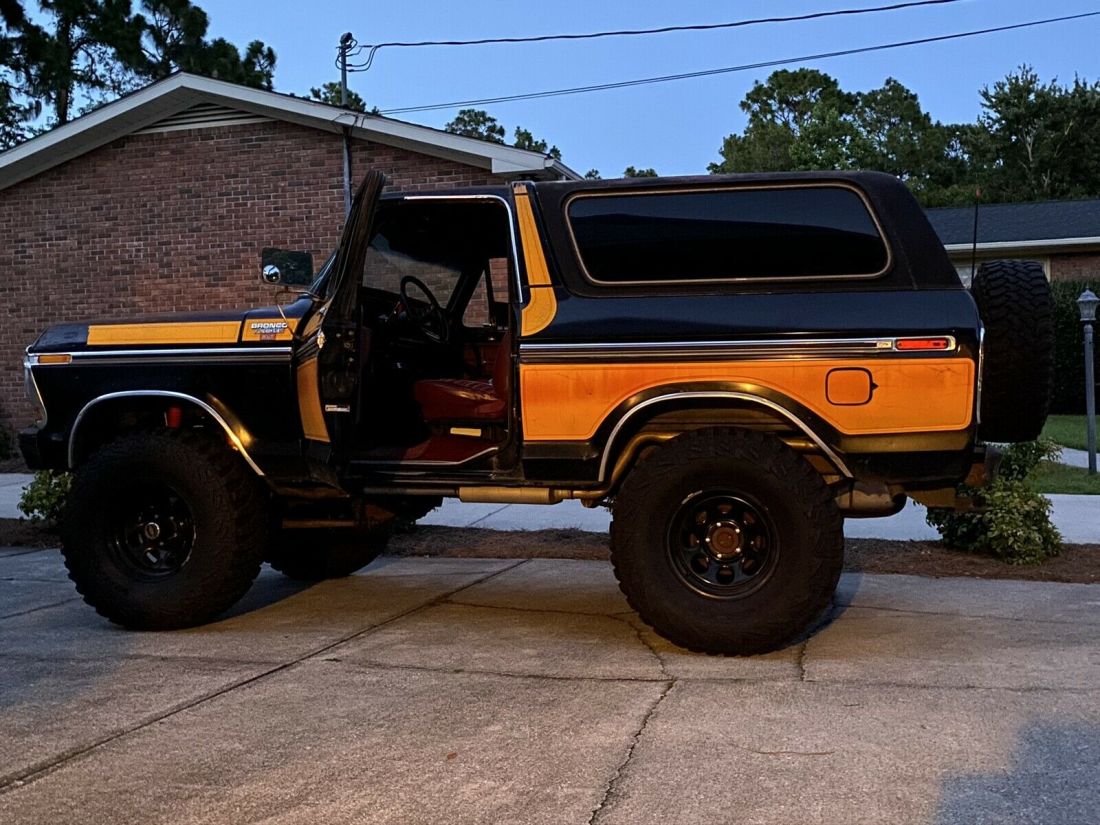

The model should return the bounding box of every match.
[399,275,449,344]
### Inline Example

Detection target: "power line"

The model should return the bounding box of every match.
[344,0,966,71]
[379,11,1100,115]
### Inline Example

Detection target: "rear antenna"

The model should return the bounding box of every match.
[970,185,983,285]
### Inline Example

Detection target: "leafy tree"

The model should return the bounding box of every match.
[135,0,275,89]
[0,0,39,147]
[973,66,1100,202]
[444,108,504,143]
[513,125,560,159]
[308,80,377,113]
[708,68,977,205]
[20,0,147,125]
[709,69,854,174]
[583,168,601,179]
[623,165,657,177]
[443,109,565,158]
[10,0,275,127]
[190,35,273,89]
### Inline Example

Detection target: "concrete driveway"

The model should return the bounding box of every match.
[1,545,1099,825]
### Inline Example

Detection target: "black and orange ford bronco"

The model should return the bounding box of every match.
[21,170,1053,654]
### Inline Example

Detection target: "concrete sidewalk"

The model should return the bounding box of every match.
[420,495,1100,544]
[1,471,1095,542]
[1060,446,1097,469]
[0,474,32,523]
[1,549,1099,824]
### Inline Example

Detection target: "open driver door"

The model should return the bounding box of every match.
[295,171,385,452]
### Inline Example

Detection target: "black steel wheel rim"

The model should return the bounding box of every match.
[666,490,778,599]
[107,483,195,580]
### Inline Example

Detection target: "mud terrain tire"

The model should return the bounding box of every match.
[610,428,843,655]
[61,430,269,629]
[971,260,1054,443]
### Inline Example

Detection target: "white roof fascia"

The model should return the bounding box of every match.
[0,74,200,188]
[0,73,581,190]
[944,237,1100,254]
[331,110,581,180]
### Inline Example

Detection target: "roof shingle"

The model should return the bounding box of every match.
[926,199,1100,246]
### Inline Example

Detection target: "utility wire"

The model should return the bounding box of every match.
[344,0,966,71]
[379,11,1100,115]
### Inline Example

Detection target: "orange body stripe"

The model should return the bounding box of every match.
[519,358,975,440]
[295,356,330,442]
[87,321,241,346]
[514,189,557,337]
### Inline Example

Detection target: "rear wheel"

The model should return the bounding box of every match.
[61,430,269,629]
[610,428,843,655]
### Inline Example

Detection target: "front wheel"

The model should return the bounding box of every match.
[267,526,390,580]
[610,428,844,655]
[61,430,270,629]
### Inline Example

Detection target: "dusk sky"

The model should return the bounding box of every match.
[197,1,1099,176]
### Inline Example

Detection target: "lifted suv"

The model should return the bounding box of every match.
[21,170,1054,654]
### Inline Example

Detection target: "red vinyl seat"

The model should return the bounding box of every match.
[414,331,511,422]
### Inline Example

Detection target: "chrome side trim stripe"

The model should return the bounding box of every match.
[69,346,293,359]
[520,336,955,363]
[68,391,264,477]
[354,446,498,468]
[975,325,986,425]
[598,392,853,481]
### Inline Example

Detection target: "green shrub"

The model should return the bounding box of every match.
[18,470,72,527]
[997,438,1063,480]
[1050,280,1099,414]
[925,440,1063,565]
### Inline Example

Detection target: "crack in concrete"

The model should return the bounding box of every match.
[0,649,288,668]
[587,678,676,825]
[0,597,79,621]
[839,602,1100,627]
[0,576,71,584]
[332,657,668,684]
[0,558,529,795]
[0,548,51,558]
[443,598,631,619]
[797,641,809,681]
[616,616,671,680]
[793,675,1100,694]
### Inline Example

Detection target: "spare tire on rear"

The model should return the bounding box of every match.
[970,260,1054,443]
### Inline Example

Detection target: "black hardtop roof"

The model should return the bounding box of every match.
[528,169,904,195]
[384,171,906,201]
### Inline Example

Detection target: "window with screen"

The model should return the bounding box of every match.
[566,186,890,284]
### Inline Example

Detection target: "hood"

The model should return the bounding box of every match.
[29,298,314,353]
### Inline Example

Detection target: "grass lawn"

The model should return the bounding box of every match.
[1042,415,1095,451]
[1028,461,1100,495]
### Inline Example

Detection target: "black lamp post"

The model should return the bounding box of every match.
[1079,288,1099,474]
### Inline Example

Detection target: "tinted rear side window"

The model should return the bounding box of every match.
[567,186,889,284]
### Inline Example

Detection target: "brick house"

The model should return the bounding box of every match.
[926,199,1100,286]
[0,72,578,433]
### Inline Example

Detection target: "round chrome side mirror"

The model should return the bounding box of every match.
[261,264,282,285]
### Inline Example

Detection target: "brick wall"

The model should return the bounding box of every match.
[1051,252,1100,283]
[0,119,504,433]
